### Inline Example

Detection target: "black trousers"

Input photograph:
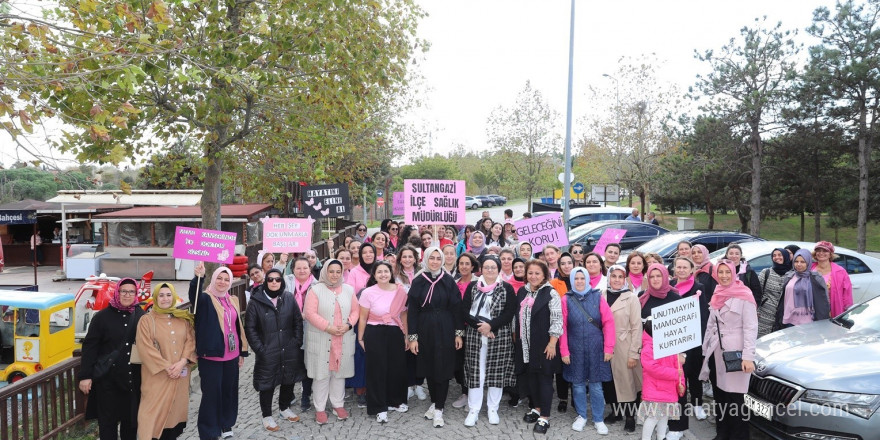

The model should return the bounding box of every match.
[454,341,466,395]
[364,325,408,415]
[95,382,136,440]
[709,355,750,440]
[259,384,294,417]
[668,383,690,431]
[406,350,424,387]
[426,378,450,410]
[555,373,570,401]
[602,380,637,418]
[527,370,554,417]
[197,358,239,440]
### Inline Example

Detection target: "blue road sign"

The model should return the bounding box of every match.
[572,182,584,194]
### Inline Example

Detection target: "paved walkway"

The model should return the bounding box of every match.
[179,356,721,440]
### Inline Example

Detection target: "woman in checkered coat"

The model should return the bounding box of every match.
[460,255,518,427]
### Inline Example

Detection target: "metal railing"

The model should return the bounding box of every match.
[0,354,85,440]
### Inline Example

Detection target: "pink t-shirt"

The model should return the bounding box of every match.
[202,295,241,362]
[359,285,406,327]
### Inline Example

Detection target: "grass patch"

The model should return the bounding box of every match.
[653,211,880,251]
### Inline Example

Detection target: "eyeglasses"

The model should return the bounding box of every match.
[390,227,398,231]
[267,277,282,282]
[571,250,583,254]
[119,290,137,296]
[357,228,366,232]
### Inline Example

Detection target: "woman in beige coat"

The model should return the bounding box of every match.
[303,259,359,425]
[601,264,642,433]
[137,283,196,440]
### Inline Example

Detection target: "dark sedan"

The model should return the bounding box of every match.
[473,195,494,208]
[566,220,669,253]
[627,230,763,264]
[487,194,507,205]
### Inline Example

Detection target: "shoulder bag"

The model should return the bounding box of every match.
[568,294,602,331]
[715,316,743,373]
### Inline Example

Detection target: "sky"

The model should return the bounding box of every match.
[409,0,839,158]
[1,0,841,169]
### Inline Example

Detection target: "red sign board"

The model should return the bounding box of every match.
[376,197,385,207]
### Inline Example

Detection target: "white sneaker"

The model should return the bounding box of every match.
[488,409,500,425]
[666,431,684,440]
[220,430,233,439]
[279,408,299,422]
[424,403,435,420]
[694,405,708,421]
[464,409,479,427]
[408,387,415,400]
[415,385,427,400]
[595,421,609,435]
[433,409,444,427]
[376,411,388,423]
[262,417,279,432]
[452,393,468,408]
[389,403,408,412]
[572,416,587,432]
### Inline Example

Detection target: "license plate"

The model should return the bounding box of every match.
[745,394,773,421]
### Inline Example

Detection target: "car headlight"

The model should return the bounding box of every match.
[800,390,880,419]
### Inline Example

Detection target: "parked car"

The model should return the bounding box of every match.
[748,295,880,439]
[487,194,507,205]
[566,207,640,230]
[710,240,880,305]
[465,196,481,210]
[626,230,763,264]
[473,195,494,208]
[565,220,668,253]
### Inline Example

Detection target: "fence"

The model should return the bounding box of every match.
[0,354,85,440]
[312,219,359,260]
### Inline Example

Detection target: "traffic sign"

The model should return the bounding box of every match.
[376,197,385,207]
[376,189,384,197]
[572,182,584,194]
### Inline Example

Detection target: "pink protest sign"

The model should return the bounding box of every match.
[173,227,236,264]
[514,213,568,253]
[403,179,466,225]
[260,218,313,252]
[592,228,627,255]
[392,192,404,216]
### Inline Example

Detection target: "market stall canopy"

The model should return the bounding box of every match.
[48,189,203,206]
[0,199,130,215]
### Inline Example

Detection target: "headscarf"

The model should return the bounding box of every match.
[151,282,194,325]
[606,265,630,294]
[784,244,801,256]
[111,278,138,313]
[569,267,591,296]
[710,259,757,310]
[512,257,526,282]
[477,255,501,292]
[207,267,234,297]
[263,268,285,299]
[421,246,444,277]
[318,259,344,289]
[639,263,676,308]
[771,247,793,276]
[692,244,713,275]
[556,252,574,291]
[791,249,815,311]
[469,231,487,256]
[358,242,377,275]
[518,241,533,260]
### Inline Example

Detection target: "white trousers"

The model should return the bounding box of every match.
[312,370,345,412]
[467,336,503,412]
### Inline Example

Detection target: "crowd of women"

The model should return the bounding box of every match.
[77,212,853,440]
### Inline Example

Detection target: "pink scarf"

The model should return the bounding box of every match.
[520,293,536,340]
[589,273,602,288]
[292,275,314,310]
[420,273,443,307]
[629,272,644,289]
[675,275,695,296]
[710,260,757,309]
[477,277,498,293]
[640,263,676,308]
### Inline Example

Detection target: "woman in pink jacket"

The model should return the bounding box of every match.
[699,259,758,440]
[638,318,685,440]
[811,241,853,316]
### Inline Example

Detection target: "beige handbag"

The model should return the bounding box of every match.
[130,314,159,364]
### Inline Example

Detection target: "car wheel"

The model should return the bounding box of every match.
[471,203,479,210]
[487,202,493,207]
[8,371,26,384]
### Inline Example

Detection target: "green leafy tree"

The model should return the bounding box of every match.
[804,0,880,253]
[694,17,799,236]
[398,154,462,181]
[1,0,424,233]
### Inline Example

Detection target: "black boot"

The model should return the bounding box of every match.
[624,416,636,432]
[557,399,568,413]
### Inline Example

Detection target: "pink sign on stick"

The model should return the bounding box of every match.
[173,227,237,264]
[514,213,569,253]
[592,228,627,255]
[392,192,404,216]
[260,218,313,252]
[403,179,466,225]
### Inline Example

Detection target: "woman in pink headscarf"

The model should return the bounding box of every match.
[699,259,758,440]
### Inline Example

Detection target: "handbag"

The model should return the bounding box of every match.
[569,294,602,331]
[716,317,743,373]
[93,312,138,378]
[130,314,159,364]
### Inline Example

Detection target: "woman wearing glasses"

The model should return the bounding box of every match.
[387,221,400,253]
[79,278,147,440]
[569,244,586,267]
[354,224,369,243]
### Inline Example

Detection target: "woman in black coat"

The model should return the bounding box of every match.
[79,278,146,440]
[245,268,305,432]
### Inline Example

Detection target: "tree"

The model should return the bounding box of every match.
[1,0,424,235]
[804,0,880,253]
[0,167,95,202]
[694,17,799,237]
[487,81,560,208]
[398,154,461,181]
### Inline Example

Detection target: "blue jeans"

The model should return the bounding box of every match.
[572,381,606,422]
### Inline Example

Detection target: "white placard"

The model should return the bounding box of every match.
[651,296,702,359]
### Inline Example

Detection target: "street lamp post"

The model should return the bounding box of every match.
[603,73,620,206]
[562,0,575,227]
